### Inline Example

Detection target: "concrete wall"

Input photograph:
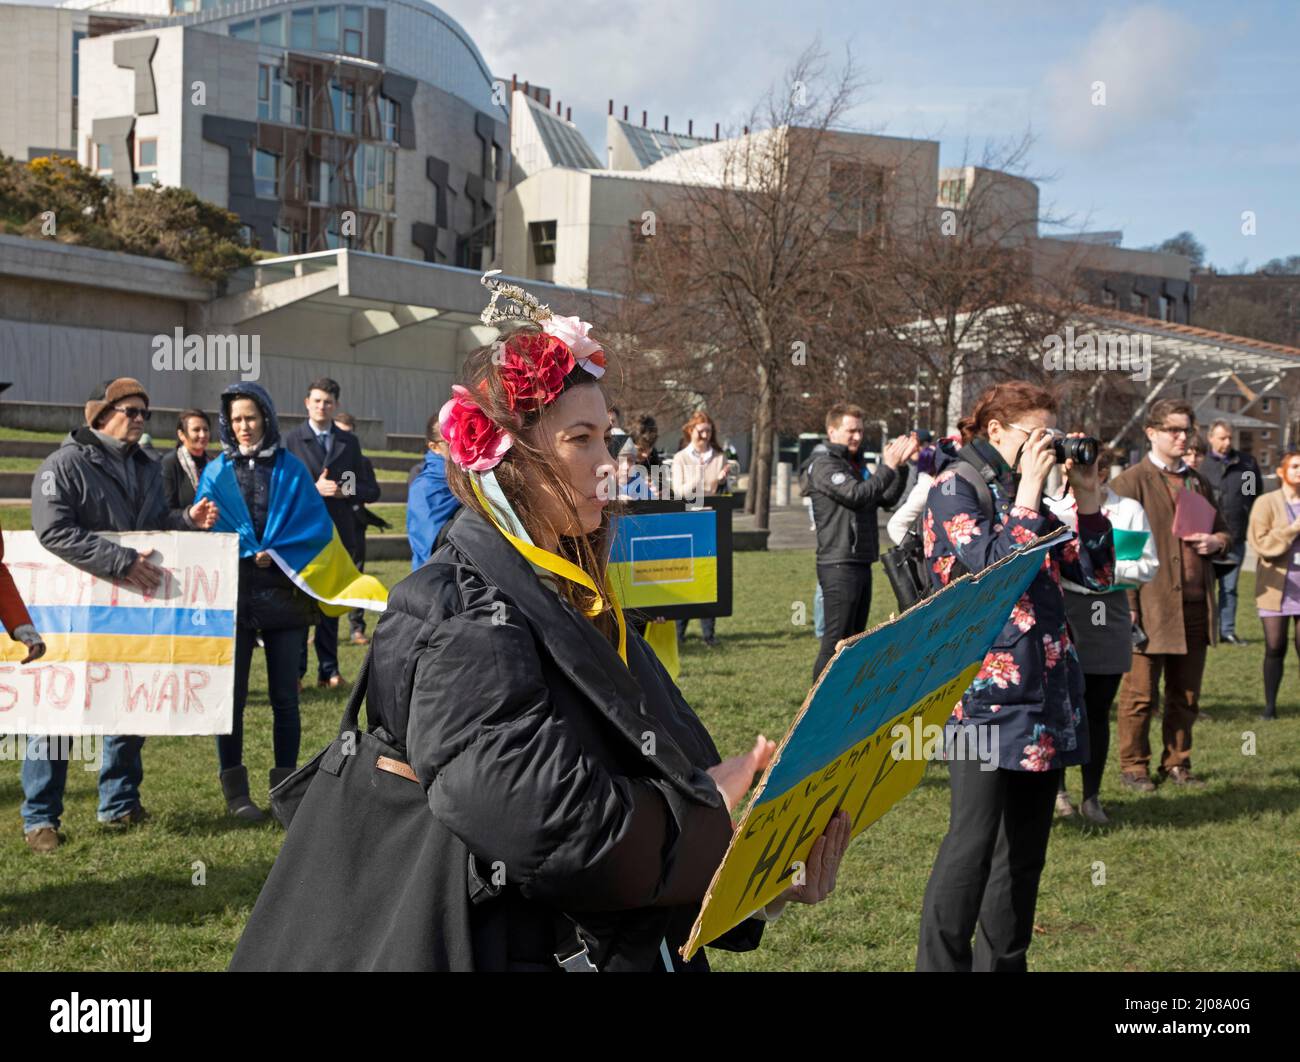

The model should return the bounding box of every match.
[501,167,594,288]
[0,4,85,159]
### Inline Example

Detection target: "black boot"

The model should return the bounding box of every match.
[220,766,266,822]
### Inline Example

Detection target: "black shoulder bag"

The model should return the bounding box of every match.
[228,649,481,971]
[881,456,997,613]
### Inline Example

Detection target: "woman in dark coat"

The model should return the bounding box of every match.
[360,286,849,971]
[203,383,320,822]
[160,407,212,510]
[916,381,1114,972]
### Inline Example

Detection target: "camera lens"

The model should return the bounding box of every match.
[1052,436,1099,465]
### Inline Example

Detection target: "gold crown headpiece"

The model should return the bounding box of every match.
[480,269,554,329]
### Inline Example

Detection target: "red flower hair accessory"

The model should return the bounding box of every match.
[438,385,513,472]
[498,333,576,412]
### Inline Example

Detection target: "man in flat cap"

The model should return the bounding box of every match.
[21,378,218,854]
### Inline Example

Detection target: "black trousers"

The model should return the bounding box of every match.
[347,531,367,637]
[299,616,340,681]
[1060,671,1123,801]
[220,625,303,771]
[916,758,1060,972]
[813,563,872,682]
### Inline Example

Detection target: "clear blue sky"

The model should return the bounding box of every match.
[20,0,1295,270]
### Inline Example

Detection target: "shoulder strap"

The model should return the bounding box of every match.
[951,461,996,519]
[337,647,372,737]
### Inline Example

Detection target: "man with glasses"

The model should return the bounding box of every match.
[23,378,218,853]
[1109,399,1230,793]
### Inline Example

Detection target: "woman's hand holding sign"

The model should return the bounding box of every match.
[707,735,851,921]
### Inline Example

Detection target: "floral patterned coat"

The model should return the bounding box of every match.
[923,441,1116,771]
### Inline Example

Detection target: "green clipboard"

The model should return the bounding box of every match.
[1113,527,1148,563]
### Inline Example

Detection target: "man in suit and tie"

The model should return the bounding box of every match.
[283,377,381,688]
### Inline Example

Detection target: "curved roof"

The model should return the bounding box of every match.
[76,0,504,117]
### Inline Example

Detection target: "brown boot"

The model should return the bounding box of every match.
[1120,771,1156,794]
[24,827,62,854]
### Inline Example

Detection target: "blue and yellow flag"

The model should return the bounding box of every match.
[198,450,387,617]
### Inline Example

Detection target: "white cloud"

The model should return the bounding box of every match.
[1042,4,1208,152]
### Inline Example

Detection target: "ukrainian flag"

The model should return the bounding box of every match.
[197,451,387,617]
[607,510,717,611]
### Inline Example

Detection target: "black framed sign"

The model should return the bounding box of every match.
[607,496,735,621]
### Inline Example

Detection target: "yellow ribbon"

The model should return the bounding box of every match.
[471,479,627,666]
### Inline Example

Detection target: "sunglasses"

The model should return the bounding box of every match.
[113,406,152,422]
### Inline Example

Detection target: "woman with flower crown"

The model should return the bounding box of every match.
[353,275,850,971]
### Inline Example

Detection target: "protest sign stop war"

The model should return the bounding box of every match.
[682,527,1069,960]
[0,531,238,735]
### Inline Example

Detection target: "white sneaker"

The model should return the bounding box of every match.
[1080,796,1110,825]
[1054,791,1076,818]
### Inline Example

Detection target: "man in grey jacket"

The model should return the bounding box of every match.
[22,378,218,854]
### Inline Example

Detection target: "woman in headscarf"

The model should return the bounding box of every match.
[197,383,322,822]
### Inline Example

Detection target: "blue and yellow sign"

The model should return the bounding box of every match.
[608,509,718,611]
[682,529,1067,959]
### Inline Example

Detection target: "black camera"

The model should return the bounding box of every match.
[1052,434,1099,466]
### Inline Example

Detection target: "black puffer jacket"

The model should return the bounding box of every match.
[218,382,320,632]
[365,508,765,971]
[804,442,906,564]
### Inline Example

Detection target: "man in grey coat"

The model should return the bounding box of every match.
[22,378,218,854]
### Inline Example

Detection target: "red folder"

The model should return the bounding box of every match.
[1171,486,1217,538]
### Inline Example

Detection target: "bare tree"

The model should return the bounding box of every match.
[846,134,1090,434]
[608,43,876,529]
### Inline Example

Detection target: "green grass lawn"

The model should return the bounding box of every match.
[0,555,1296,971]
[0,427,64,442]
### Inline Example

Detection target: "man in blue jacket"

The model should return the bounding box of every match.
[407,413,461,569]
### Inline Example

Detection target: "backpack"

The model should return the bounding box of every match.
[880,451,997,613]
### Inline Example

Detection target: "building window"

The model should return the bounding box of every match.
[294,78,311,127]
[94,142,113,176]
[257,65,272,120]
[259,14,285,46]
[254,149,279,198]
[1262,430,1272,440]
[291,9,314,49]
[1158,294,1172,321]
[316,6,339,51]
[135,138,158,186]
[380,97,399,143]
[330,81,356,133]
[829,161,885,234]
[529,220,557,265]
[1129,290,1148,315]
[343,5,365,55]
[1100,288,1117,308]
[1262,397,1273,413]
[230,19,256,41]
[352,144,397,212]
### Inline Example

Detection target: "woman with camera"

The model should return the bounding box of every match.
[916,381,1115,972]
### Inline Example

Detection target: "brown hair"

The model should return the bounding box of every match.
[443,324,621,642]
[1186,433,1207,456]
[826,402,866,432]
[1096,446,1122,477]
[680,410,718,450]
[957,381,1058,444]
[176,408,210,438]
[308,377,340,400]
[1145,398,1194,431]
[425,413,443,445]
[1276,450,1300,477]
[333,411,356,430]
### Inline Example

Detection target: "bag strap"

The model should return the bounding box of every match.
[337,647,372,738]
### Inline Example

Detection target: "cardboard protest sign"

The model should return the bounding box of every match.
[682,528,1068,959]
[0,531,238,735]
